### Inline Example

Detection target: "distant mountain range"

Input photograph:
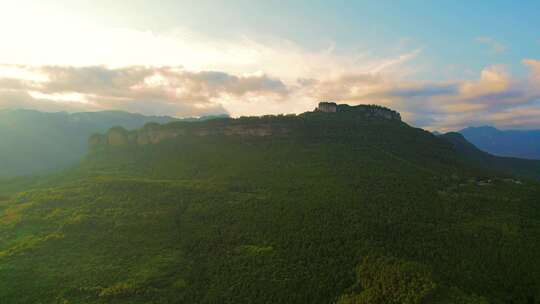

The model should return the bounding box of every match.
[459,126,540,160]
[0,109,227,177]
[441,132,540,180]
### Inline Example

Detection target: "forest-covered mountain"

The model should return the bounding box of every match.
[460,126,540,160]
[0,104,539,304]
[441,132,540,180]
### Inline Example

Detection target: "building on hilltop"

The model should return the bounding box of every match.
[316,102,338,113]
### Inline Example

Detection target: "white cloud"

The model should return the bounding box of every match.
[2,59,540,130]
[0,6,538,131]
[0,65,291,117]
[0,7,422,82]
[291,62,540,131]
[523,59,540,83]
[459,65,510,98]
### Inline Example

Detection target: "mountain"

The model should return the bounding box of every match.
[0,104,539,304]
[440,132,540,180]
[0,109,179,177]
[460,126,540,160]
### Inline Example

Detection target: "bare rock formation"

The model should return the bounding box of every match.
[107,127,129,146]
[316,102,338,113]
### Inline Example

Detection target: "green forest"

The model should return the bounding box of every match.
[1,108,539,303]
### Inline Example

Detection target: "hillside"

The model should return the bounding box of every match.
[441,132,540,180]
[0,110,178,177]
[0,104,539,304]
[460,126,540,160]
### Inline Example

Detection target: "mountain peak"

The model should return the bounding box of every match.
[460,125,500,133]
[459,125,540,160]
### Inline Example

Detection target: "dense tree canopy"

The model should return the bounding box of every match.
[1,110,539,303]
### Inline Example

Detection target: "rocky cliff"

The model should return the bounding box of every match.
[89,119,291,148]
[336,104,401,121]
[90,104,402,148]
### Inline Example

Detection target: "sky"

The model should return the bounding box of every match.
[0,0,539,131]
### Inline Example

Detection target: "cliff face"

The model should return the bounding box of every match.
[316,102,338,113]
[336,104,401,121]
[89,121,289,149]
[89,103,403,149]
[107,127,130,146]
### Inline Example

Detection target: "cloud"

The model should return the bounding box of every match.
[2,58,540,131]
[387,84,458,98]
[459,65,510,98]
[1,3,538,131]
[0,65,291,117]
[0,14,429,117]
[2,60,540,131]
[292,61,540,130]
[0,35,424,117]
[367,49,423,74]
[0,14,422,83]
[476,37,507,54]
[523,59,540,83]
[1,17,539,132]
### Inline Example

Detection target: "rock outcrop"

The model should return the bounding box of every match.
[90,120,290,149]
[316,102,338,113]
[315,102,401,121]
[336,103,401,121]
[107,127,130,146]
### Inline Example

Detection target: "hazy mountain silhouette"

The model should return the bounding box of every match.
[0,109,178,177]
[460,126,540,160]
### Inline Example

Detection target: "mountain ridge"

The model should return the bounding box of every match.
[459,125,540,160]
[90,104,540,181]
[89,104,403,149]
[440,131,540,180]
